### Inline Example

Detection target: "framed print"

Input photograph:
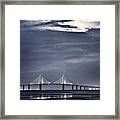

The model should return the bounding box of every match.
[0,0,119,119]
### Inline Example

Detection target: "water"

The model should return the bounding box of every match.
[20,89,100,100]
[20,93,100,100]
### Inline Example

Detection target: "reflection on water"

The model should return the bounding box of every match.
[21,93,99,100]
[30,94,73,100]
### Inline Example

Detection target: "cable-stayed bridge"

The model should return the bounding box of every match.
[20,74,100,91]
[20,74,100,100]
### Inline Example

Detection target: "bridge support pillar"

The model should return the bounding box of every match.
[62,84,64,90]
[72,85,74,90]
[28,84,30,90]
[23,85,24,91]
[76,85,78,90]
[39,84,41,90]
[80,86,82,90]
[83,86,85,90]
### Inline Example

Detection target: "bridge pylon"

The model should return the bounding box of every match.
[30,74,51,84]
[53,74,73,85]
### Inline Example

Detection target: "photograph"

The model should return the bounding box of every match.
[20,20,100,100]
[1,1,118,118]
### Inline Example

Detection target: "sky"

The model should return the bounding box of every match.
[20,20,100,86]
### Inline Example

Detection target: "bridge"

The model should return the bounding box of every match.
[20,74,100,91]
[20,74,100,100]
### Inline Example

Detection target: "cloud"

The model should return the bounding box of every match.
[65,53,99,64]
[20,20,100,33]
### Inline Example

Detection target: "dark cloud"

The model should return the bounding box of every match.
[20,20,100,33]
